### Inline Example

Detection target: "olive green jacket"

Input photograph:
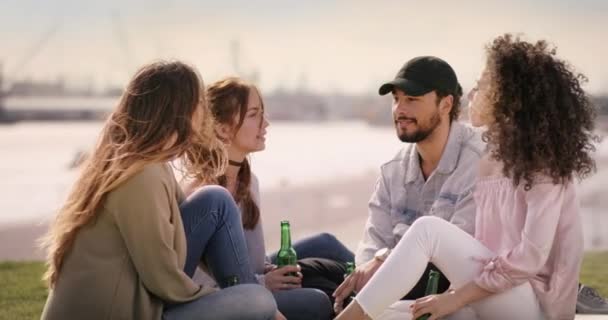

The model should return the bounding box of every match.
[41,163,216,320]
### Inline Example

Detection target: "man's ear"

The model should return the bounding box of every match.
[215,123,233,142]
[440,95,454,117]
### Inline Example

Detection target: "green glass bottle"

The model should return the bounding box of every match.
[276,220,298,276]
[344,262,355,279]
[416,270,440,320]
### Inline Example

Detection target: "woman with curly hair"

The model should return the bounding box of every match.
[335,34,598,320]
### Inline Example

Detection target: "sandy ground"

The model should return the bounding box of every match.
[1,166,607,261]
[0,172,376,261]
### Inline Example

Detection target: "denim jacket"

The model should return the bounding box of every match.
[355,122,485,265]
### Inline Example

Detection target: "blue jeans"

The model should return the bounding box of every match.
[268,232,354,264]
[268,233,354,319]
[273,288,332,320]
[163,284,276,320]
[163,186,277,320]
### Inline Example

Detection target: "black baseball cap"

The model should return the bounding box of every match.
[378,56,461,97]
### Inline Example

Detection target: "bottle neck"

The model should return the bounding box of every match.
[346,262,355,274]
[280,225,292,249]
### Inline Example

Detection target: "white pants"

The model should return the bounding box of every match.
[356,216,545,320]
[376,301,476,320]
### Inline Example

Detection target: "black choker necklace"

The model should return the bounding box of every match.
[229,160,244,167]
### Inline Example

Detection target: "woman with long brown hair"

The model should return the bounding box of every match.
[335,34,598,320]
[187,77,355,320]
[40,61,277,320]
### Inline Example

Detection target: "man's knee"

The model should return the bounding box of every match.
[317,232,338,245]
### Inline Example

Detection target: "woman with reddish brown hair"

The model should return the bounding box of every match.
[187,76,354,320]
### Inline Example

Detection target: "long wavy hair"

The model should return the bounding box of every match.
[41,61,226,287]
[482,34,598,189]
[205,77,262,230]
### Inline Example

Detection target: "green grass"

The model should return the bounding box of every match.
[0,261,47,320]
[579,251,608,297]
[1,252,607,319]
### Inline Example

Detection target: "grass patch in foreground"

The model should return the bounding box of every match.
[0,251,606,319]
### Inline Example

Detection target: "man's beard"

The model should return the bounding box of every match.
[395,111,441,143]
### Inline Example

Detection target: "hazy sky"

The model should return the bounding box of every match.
[1,0,607,94]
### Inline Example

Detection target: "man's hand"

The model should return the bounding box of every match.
[264,265,302,292]
[332,258,383,314]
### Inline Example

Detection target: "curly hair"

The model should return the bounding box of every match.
[482,34,599,190]
[436,84,463,122]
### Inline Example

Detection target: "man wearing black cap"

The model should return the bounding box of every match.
[333,56,484,314]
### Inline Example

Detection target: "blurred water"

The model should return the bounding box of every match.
[0,120,403,224]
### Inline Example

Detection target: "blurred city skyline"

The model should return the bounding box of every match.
[1,0,607,94]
